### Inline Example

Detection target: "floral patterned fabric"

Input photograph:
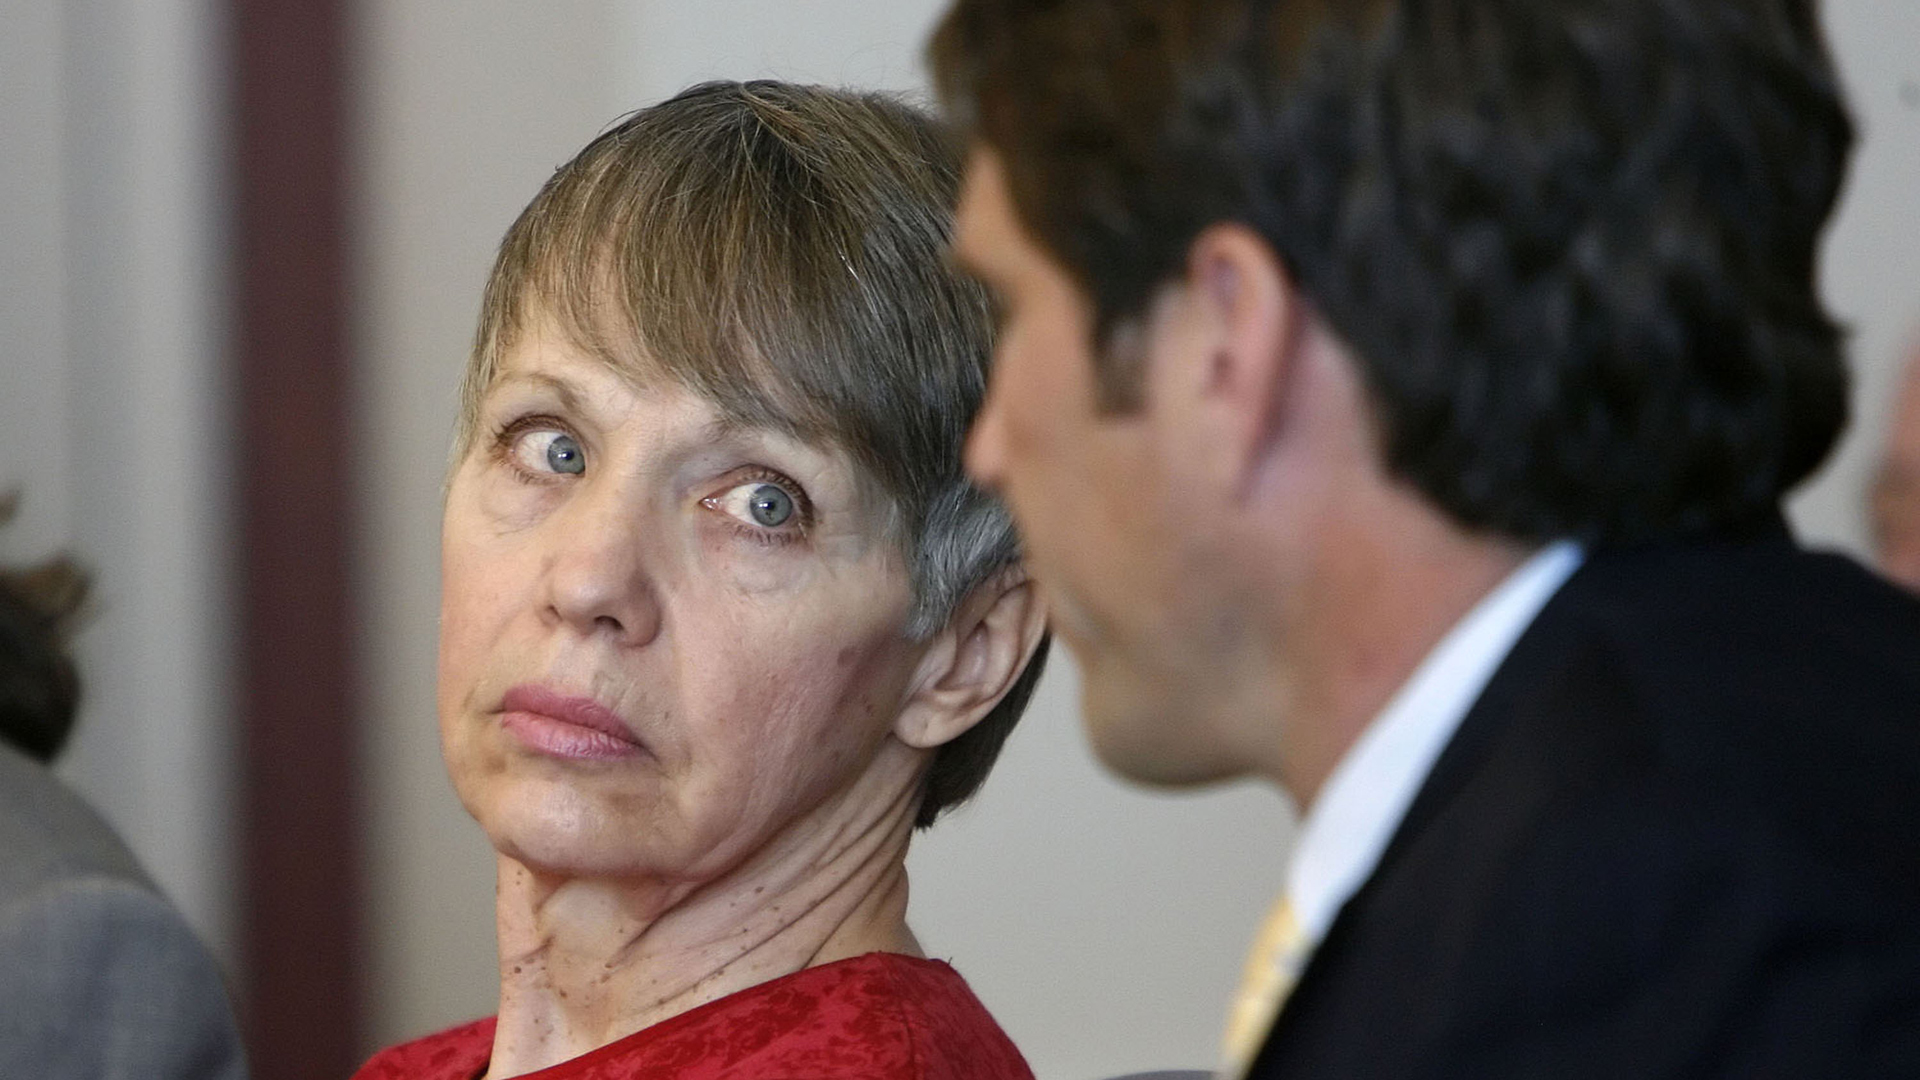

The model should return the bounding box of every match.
[350,953,1033,1080]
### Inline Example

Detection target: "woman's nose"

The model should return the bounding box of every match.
[541,492,664,647]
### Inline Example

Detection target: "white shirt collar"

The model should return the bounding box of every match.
[1285,540,1584,946]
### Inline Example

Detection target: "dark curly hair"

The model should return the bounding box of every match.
[932,0,1853,544]
[0,496,90,762]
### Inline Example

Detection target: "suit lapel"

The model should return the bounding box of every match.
[1251,555,1628,1074]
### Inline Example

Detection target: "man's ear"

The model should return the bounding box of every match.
[894,566,1048,750]
[1166,222,1305,496]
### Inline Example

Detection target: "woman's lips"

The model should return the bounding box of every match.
[497,684,647,761]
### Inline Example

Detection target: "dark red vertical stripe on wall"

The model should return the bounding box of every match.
[231,0,362,1076]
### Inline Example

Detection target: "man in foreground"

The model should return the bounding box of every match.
[931,0,1920,1075]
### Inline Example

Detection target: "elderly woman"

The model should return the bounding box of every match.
[352,82,1048,1079]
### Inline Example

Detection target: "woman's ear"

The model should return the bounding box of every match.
[894,566,1048,750]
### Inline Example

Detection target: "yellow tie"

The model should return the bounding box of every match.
[1221,894,1310,1079]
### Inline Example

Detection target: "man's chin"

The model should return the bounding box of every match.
[1078,663,1242,788]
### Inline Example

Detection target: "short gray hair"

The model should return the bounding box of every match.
[460,80,1047,826]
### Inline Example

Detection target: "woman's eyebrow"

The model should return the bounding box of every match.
[696,416,874,499]
[698,414,807,455]
[492,371,588,414]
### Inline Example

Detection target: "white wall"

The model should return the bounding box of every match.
[0,0,234,966]
[0,0,72,564]
[1793,2,1920,553]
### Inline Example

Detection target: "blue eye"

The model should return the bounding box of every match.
[546,434,584,475]
[707,479,805,531]
[506,427,586,476]
[747,484,793,527]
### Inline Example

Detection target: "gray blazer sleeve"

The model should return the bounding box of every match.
[0,875,248,1080]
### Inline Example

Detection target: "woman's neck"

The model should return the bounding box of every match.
[485,773,923,1079]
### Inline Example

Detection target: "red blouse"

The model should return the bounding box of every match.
[350,953,1034,1080]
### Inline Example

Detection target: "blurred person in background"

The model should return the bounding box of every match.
[351,81,1048,1080]
[0,495,247,1080]
[932,0,1920,1076]
[1871,332,1920,592]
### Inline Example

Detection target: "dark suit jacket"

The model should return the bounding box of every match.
[1251,521,1920,1078]
[0,741,248,1080]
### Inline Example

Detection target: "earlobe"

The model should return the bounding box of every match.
[893,568,1048,750]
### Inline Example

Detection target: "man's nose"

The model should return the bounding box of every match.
[965,381,1010,494]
